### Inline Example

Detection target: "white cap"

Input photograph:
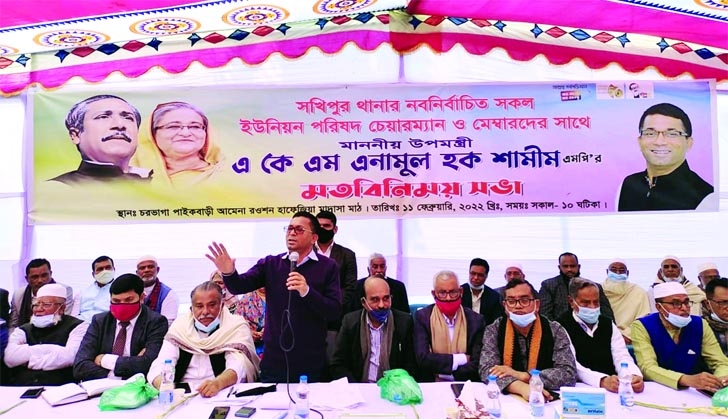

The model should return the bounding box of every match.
[697,262,719,274]
[136,255,157,266]
[504,263,523,272]
[653,282,687,299]
[36,283,67,299]
[661,255,681,266]
[609,258,626,266]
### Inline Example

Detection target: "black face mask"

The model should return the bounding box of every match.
[318,227,335,243]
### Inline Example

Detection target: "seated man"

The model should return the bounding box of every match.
[480,278,576,401]
[10,258,73,329]
[494,263,525,298]
[148,281,259,397]
[648,256,704,316]
[414,270,484,382]
[601,259,650,344]
[75,255,117,322]
[632,282,728,392]
[74,274,168,381]
[461,258,503,325]
[136,255,179,325]
[4,284,88,386]
[703,278,728,356]
[697,262,721,290]
[330,276,416,382]
[557,277,644,393]
[346,253,410,314]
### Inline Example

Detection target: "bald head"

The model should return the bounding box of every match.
[363,275,390,297]
[361,275,392,312]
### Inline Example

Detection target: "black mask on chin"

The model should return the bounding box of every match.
[317,227,335,243]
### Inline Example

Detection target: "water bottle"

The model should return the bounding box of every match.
[294,375,310,418]
[158,359,175,408]
[529,369,545,418]
[485,374,502,418]
[618,362,635,408]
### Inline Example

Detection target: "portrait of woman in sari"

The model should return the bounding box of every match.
[132,101,224,188]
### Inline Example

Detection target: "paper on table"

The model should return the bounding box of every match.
[310,378,365,410]
[202,383,262,404]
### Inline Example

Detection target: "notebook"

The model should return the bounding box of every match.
[41,373,144,406]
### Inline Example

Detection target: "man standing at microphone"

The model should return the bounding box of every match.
[206,211,341,383]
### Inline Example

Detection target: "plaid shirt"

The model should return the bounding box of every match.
[538,274,615,322]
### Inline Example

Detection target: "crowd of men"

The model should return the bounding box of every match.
[2,211,728,400]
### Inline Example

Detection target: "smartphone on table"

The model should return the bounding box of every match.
[209,406,230,419]
[20,387,44,399]
[234,407,256,418]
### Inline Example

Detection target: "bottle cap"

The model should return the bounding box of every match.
[300,375,308,382]
[488,374,498,381]
[530,369,541,375]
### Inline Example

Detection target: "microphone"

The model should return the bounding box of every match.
[289,251,299,273]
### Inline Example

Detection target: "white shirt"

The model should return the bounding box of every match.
[99,309,142,378]
[5,319,89,371]
[316,242,334,258]
[470,289,483,315]
[567,312,643,388]
[147,330,247,390]
[436,312,467,381]
[75,282,113,322]
[144,282,180,325]
[365,315,384,383]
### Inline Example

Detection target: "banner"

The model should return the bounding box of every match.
[30,80,717,223]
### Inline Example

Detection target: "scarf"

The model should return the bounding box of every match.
[499,315,555,373]
[166,309,260,382]
[430,305,467,356]
[603,277,650,339]
[652,276,705,316]
[359,309,393,382]
[146,280,163,312]
[19,279,58,326]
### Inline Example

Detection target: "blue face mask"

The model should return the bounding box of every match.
[659,304,692,328]
[509,310,536,327]
[575,306,601,324]
[194,316,221,334]
[607,271,628,281]
[364,299,390,324]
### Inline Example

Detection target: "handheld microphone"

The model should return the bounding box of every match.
[289,251,299,273]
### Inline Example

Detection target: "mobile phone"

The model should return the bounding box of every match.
[209,406,230,419]
[20,387,44,399]
[450,383,464,398]
[175,382,191,393]
[234,407,256,418]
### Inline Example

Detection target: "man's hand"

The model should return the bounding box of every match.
[197,379,224,398]
[679,372,723,392]
[206,242,236,275]
[94,354,105,366]
[286,272,309,297]
[490,365,529,382]
[599,375,619,393]
[137,348,146,356]
[251,330,263,341]
[631,375,645,393]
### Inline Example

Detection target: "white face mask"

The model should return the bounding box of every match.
[95,269,115,285]
[31,307,61,328]
[509,310,537,327]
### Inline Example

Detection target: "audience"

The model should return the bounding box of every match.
[5,284,88,385]
[238,287,266,358]
[494,263,525,298]
[210,270,240,314]
[461,258,504,325]
[702,278,728,356]
[10,259,73,330]
[75,255,116,322]
[697,262,721,290]
[648,256,705,316]
[601,259,650,344]
[414,270,484,382]
[347,253,410,314]
[74,274,168,381]
[136,255,179,325]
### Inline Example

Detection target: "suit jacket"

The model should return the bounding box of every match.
[413,304,485,382]
[345,277,410,315]
[329,309,416,382]
[73,304,168,381]
[539,274,615,322]
[329,243,358,309]
[10,284,74,329]
[0,288,8,323]
[461,283,504,326]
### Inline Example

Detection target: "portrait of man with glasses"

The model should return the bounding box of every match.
[618,102,713,211]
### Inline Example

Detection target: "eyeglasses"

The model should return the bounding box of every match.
[435,290,461,299]
[504,297,536,308]
[284,226,313,235]
[31,302,62,310]
[658,300,693,309]
[155,123,206,133]
[710,300,728,309]
[640,129,688,140]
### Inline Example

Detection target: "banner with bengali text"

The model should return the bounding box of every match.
[30,80,717,224]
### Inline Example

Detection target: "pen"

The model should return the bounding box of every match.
[227,386,235,398]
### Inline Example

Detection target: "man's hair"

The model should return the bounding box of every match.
[92,255,115,271]
[315,210,337,226]
[705,277,728,299]
[65,94,142,133]
[568,277,598,299]
[293,211,321,235]
[110,273,144,296]
[469,258,490,274]
[558,252,579,264]
[432,270,458,287]
[25,258,51,276]
[190,280,224,301]
[639,103,692,137]
[369,252,386,264]
[504,278,539,299]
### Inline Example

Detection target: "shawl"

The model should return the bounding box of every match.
[602,277,650,339]
[359,309,393,382]
[430,305,467,355]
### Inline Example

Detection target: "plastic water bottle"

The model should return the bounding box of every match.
[158,359,175,408]
[618,362,635,408]
[294,375,310,418]
[529,369,545,418]
[485,374,502,418]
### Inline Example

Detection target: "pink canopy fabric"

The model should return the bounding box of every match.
[0,0,725,95]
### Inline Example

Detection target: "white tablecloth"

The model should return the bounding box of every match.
[0,381,718,418]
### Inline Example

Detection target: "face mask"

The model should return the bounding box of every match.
[31,306,61,328]
[509,310,536,328]
[95,269,115,285]
[194,315,221,334]
[364,299,390,324]
[607,272,628,281]
[711,313,728,324]
[470,284,484,291]
[110,302,141,322]
[317,228,334,243]
[575,306,601,324]
[658,304,692,328]
[435,297,462,318]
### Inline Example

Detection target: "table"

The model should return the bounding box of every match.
[0,381,719,418]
